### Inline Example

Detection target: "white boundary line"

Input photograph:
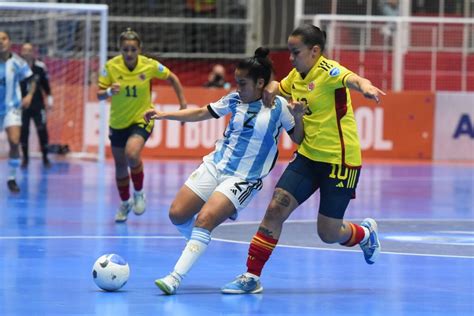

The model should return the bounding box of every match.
[211,237,474,259]
[0,233,472,259]
[220,218,474,226]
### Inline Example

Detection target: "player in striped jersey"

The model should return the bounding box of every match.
[98,28,187,223]
[222,24,384,294]
[0,31,36,193]
[144,47,306,295]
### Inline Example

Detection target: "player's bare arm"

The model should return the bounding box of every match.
[345,74,385,103]
[144,106,212,123]
[287,100,306,144]
[167,72,188,110]
[97,82,120,100]
[262,80,281,107]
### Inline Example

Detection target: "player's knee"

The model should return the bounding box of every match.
[168,201,187,224]
[125,150,140,164]
[194,213,214,230]
[263,202,289,224]
[317,227,339,244]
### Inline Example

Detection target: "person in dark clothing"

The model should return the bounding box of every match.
[20,43,53,168]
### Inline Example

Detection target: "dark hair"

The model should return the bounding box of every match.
[118,28,142,48]
[291,24,326,52]
[237,47,273,86]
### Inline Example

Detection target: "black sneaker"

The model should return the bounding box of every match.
[7,179,20,193]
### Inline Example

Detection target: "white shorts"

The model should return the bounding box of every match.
[185,160,263,219]
[0,108,22,131]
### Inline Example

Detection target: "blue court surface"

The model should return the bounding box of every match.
[0,158,473,316]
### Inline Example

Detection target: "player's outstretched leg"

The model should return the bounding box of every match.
[359,218,381,264]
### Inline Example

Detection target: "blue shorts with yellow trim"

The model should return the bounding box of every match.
[276,153,361,219]
[108,124,152,148]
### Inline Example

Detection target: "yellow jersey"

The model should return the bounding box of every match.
[279,55,361,167]
[98,55,170,130]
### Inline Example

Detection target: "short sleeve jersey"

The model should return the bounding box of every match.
[98,55,170,129]
[0,53,33,115]
[279,55,361,167]
[205,93,295,181]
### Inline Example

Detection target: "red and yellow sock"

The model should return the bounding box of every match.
[130,162,144,191]
[116,175,130,201]
[246,231,278,277]
[340,222,366,247]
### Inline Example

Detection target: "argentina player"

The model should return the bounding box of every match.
[144,47,306,295]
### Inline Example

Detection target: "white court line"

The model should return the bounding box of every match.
[0,235,181,240]
[0,234,472,260]
[220,218,474,226]
[211,237,474,260]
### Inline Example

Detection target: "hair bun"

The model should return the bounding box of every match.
[254,47,270,59]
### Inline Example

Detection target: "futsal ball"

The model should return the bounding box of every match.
[92,254,130,291]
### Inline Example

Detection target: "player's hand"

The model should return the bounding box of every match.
[179,104,187,125]
[144,109,164,124]
[262,81,280,108]
[21,94,33,109]
[110,82,121,95]
[361,83,386,104]
[288,100,307,118]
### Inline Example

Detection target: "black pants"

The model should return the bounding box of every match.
[20,108,49,161]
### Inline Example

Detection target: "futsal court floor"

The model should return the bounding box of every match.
[0,158,473,315]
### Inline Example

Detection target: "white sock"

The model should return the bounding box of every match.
[244,272,259,280]
[8,158,20,180]
[175,216,196,240]
[361,226,370,244]
[173,227,211,277]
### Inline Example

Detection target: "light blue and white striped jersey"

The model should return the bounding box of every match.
[0,53,33,115]
[205,92,295,181]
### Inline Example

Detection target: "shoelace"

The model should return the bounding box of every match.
[237,274,252,285]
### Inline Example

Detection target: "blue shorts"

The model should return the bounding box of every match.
[276,153,361,219]
[108,124,152,148]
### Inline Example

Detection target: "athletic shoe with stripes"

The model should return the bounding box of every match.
[359,218,381,264]
[221,273,263,294]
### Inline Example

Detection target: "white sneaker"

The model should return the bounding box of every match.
[155,272,182,295]
[133,191,146,215]
[115,199,132,223]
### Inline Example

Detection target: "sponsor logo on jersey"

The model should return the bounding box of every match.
[139,73,146,81]
[329,67,341,77]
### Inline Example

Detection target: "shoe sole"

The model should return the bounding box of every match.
[155,279,175,295]
[133,208,146,216]
[221,285,263,294]
[362,218,381,264]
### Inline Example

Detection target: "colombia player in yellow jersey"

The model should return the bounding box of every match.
[98,29,187,223]
[222,24,385,294]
